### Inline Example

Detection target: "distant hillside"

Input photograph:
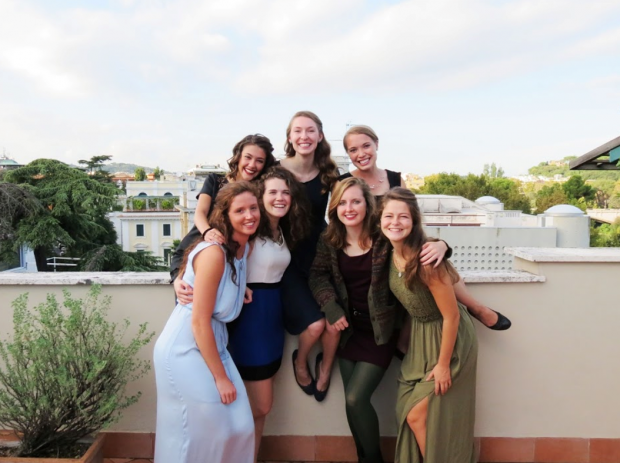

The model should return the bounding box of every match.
[101,163,158,174]
[528,157,620,180]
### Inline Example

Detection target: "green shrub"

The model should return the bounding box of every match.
[0,285,155,457]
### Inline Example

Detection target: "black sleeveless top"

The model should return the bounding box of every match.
[337,169,402,196]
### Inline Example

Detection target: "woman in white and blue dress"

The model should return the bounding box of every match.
[227,166,310,461]
[153,181,260,463]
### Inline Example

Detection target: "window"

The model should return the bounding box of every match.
[163,224,171,236]
[136,224,145,237]
[163,248,172,265]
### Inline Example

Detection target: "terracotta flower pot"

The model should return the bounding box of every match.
[0,434,105,463]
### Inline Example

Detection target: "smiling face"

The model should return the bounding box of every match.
[380,199,413,244]
[336,185,367,229]
[262,177,291,221]
[237,144,267,181]
[228,191,260,238]
[345,133,378,171]
[288,116,323,157]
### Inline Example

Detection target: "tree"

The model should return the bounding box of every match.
[78,155,113,183]
[534,184,568,212]
[153,166,163,180]
[483,163,505,178]
[562,175,595,204]
[134,167,146,181]
[0,183,44,265]
[590,219,620,247]
[79,245,167,271]
[488,177,531,213]
[4,159,119,270]
[418,172,531,213]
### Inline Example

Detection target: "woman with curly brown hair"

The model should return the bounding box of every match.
[154,181,261,463]
[170,133,276,283]
[227,166,310,462]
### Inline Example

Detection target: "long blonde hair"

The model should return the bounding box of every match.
[323,177,376,250]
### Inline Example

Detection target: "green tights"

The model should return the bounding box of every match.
[338,358,387,463]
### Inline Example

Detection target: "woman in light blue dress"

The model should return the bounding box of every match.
[154,181,261,463]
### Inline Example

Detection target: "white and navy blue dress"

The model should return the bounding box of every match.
[154,242,254,463]
[228,232,291,380]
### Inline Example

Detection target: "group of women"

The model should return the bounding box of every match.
[153,111,511,463]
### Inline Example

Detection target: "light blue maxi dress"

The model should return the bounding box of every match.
[154,242,254,463]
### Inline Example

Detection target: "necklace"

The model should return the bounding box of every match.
[368,174,386,190]
[392,251,406,278]
[359,169,386,189]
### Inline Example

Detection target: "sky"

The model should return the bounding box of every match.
[1,0,620,177]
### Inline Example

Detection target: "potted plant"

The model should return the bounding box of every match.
[0,285,154,461]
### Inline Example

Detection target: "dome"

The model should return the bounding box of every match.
[544,204,585,216]
[475,196,501,205]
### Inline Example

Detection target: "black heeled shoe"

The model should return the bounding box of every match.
[292,349,315,395]
[314,352,331,402]
[488,310,511,330]
[470,308,511,330]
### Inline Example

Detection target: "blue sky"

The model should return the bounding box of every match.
[1,0,619,176]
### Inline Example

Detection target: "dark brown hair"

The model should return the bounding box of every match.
[255,166,310,250]
[324,177,376,251]
[284,111,338,193]
[178,181,260,285]
[226,134,276,183]
[379,187,459,290]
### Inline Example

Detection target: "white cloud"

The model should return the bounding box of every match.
[234,0,620,94]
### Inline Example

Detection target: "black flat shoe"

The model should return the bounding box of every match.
[292,349,315,395]
[488,310,511,330]
[314,352,330,402]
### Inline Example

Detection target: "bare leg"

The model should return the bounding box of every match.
[453,278,499,327]
[317,321,340,391]
[244,378,274,463]
[295,318,325,386]
[406,396,429,458]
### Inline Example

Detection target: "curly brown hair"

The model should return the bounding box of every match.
[178,181,260,285]
[284,111,338,193]
[255,166,310,250]
[323,177,377,251]
[226,134,276,183]
[378,188,459,290]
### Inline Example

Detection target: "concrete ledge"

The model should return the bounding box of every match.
[0,272,170,285]
[461,270,545,283]
[504,247,620,263]
[0,270,545,285]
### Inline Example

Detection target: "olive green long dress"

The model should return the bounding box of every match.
[389,260,478,463]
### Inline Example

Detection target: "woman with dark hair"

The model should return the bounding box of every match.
[154,181,261,463]
[380,188,478,463]
[170,134,276,283]
[227,166,310,462]
[310,177,397,463]
[341,124,511,331]
[278,110,341,401]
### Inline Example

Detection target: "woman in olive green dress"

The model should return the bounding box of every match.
[379,187,478,463]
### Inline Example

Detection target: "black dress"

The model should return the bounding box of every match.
[281,173,329,335]
[336,249,396,370]
[169,173,227,281]
[337,169,402,195]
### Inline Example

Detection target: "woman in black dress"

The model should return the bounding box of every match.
[279,111,340,401]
